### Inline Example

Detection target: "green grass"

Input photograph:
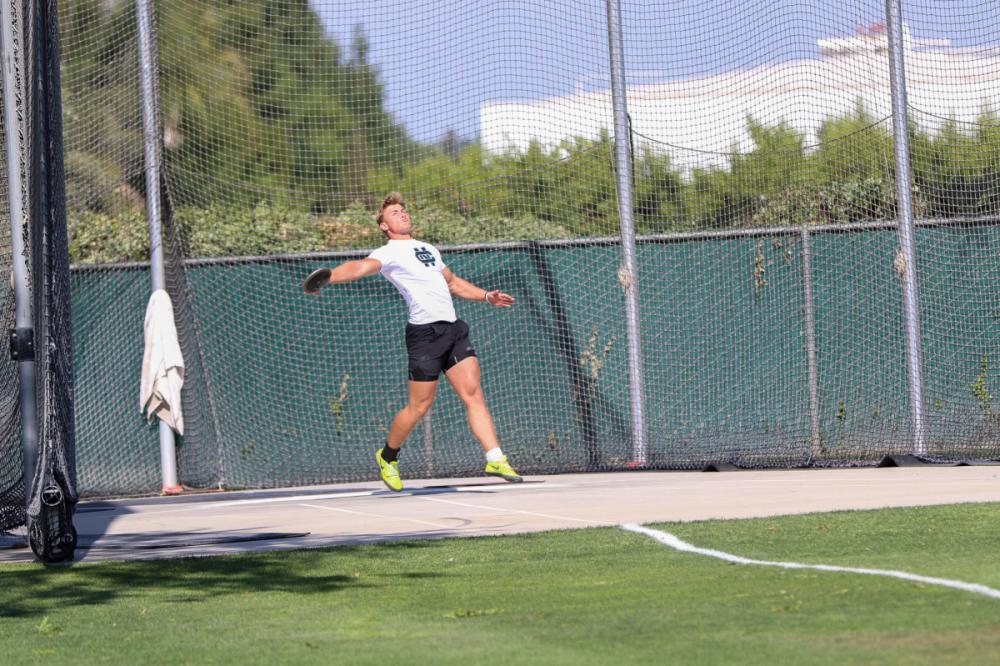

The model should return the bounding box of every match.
[2,503,1000,665]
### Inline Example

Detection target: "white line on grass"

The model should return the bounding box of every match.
[621,523,1000,600]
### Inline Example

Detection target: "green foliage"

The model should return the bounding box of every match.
[911,109,1000,217]
[750,177,899,227]
[62,0,418,216]
[70,203,329,263]
[67,201,571,263]
[63,150,140,215]
[971,354,995,418]
[409,206,571,245]
[318,201,384,249]
[59,1,1000,262]
[814,100,894,183]
[69,210,152,264]
[734,118,812,199]
[328,372,350,435]
[634,147,688,232]
[497,134,620,236]
[369,142,509,216]
[3,505,1000,665]
[175,203,326,257]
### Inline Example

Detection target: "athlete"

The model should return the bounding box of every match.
[305,192,521,491]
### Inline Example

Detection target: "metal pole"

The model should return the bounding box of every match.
[885,0,926,455]
[799,229,822,460]
[136,0,180,492]
[2,0,39,512]
[606,0,648,465]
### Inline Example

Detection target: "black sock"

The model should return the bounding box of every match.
[381,445,399,463]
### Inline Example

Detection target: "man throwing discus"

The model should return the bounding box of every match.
[304,192,521,491]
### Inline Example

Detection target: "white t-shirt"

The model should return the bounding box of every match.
[368,239,457,324]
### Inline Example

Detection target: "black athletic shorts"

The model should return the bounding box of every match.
[405,319,477,381]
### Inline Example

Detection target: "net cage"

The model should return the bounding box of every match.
[1,0,77,561]
[4,0,1000,500]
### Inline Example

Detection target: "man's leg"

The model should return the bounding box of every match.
[377,380,438,491]
[445,357,521,482]
[444,357,499,452]
[387,380,438,450]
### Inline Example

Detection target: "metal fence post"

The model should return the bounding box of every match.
[885,0,926,455]
[606,0,648,465]
[136,0,181,492]
[799,229,822,460]
[1,0,38,509]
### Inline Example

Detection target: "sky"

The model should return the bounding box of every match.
[313,0,1000,143]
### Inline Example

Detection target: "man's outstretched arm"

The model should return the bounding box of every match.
[304,258,381,295]
[443,267,515,307]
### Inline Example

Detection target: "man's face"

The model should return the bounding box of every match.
[381,204,412,236]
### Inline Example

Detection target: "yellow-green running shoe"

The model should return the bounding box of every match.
[485,456,522,483]
[376,448,403,492]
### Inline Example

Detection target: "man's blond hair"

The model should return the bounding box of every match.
[376,192,404,226]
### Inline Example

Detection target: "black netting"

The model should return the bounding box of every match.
[0,0,76,559]
[0,200,23,530]
[45,0,1000,497]
[0,0,28,532]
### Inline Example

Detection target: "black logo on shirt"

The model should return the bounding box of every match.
[414,246,436,267]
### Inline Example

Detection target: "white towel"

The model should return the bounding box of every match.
[140,289,185,434]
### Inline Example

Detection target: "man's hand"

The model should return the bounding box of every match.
[303,268,332,295]
[485,290,515,307]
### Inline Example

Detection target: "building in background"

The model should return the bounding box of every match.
[480,25,1000,174]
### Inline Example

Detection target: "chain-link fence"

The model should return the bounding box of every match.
[5,0,1000,498]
